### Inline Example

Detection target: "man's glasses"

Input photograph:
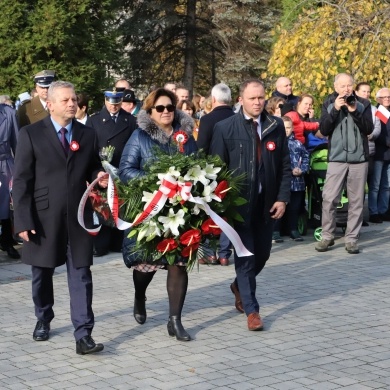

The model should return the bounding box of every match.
[378,96,390,99]
[152,104,175,113]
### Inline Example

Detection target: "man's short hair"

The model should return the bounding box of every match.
[334,73,354,85]
[211,83,231,104]
[376,88,390,98]
[47,81,75,101]
[239,78,264,97]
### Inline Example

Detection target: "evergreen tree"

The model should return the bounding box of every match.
[0,0,119,108]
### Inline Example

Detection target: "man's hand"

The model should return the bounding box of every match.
[19,230,36,242]
[334,95,346,111]
[335,95,356,112]
[97,171,108,188]
[270,201,286,219]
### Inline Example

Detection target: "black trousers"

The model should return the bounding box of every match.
[31,243,94,341]
[234,193,274,315]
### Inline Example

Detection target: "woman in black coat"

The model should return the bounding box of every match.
[119,88,197,341]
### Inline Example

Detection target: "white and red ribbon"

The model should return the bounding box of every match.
[78,172,253,257]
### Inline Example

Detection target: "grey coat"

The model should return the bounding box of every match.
[0,104,18,219]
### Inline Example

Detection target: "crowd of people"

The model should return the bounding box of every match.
[0,69,387,354]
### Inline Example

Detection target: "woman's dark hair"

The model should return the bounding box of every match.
[177,99,196,112]
[143,88,177,114]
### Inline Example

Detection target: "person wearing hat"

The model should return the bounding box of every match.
[121,89,141,117]
[17,70,55,128]
[87,87,137,257]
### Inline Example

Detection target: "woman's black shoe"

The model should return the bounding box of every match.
[134,296,147,324]
[167,316,191,341]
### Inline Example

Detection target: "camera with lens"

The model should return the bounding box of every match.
[344,95,356,106]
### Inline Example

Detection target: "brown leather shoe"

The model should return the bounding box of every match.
[230,282,244,313]
[198,255,218,265]
[247,312,264,331]
[219,257,229,266]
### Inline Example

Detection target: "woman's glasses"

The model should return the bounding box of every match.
[152,104,175,113]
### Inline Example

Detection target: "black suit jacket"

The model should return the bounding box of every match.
[196,105,234,154]
[13,117,103,268]
[87,106,137,167]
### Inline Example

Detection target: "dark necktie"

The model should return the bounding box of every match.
[111,115,117,123]
[59,128,70,156]
[253,121,261,163]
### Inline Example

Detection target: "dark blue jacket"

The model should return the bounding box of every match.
[119,109,198,183]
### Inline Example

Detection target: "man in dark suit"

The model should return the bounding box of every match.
[17,70,55,127]
[197,83,235,266]
[13,81,107,355]
[87,88,137,256]
[210,79,290,331]
[197,83,235,155]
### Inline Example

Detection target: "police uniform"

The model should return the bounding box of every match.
[87,89,137,255]
[87,89,137,167]
[17,70,55,128]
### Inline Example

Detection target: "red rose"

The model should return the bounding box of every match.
[157,238,178,253]
[201,218,222,236]
[180,229,201,246]
[181,243,199,257]
[214,180,229,200]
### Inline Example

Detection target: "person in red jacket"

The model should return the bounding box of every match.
[280,97,320,144]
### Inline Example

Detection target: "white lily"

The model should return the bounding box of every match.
[137,220,161,242]
[167,166,181,178]
[158,208,185,236]
[204,163,221,180]
[202,181,220,202]
[142,190,156,205]
[184,165,209,186]
[191,204,201,215]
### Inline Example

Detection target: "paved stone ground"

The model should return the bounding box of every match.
[1,222,390,389]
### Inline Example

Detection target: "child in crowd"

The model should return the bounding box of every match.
[272,116,309,243]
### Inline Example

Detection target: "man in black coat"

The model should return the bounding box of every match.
[87,88,137,255]
[13,81,107,354]
[270,76,299,107]
[210,79,291,331]
[197,83,234,266]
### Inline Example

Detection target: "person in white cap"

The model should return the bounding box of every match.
[17,70,55,128]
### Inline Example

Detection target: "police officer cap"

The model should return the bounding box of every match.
[122,89,137,103]
[34,70,56,87]
[104,87,124,104]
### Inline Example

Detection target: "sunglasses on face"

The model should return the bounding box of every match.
[152,104,175,113]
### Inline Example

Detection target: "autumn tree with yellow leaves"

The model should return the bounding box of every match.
[267,0,390,102]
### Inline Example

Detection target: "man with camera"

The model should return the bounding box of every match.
[315,73,373,254]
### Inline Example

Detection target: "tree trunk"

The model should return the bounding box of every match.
[183,0,196,95]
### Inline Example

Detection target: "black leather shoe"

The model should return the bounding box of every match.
[7,246,21,259]
[93,249,108,257]
[33,320,50,341]
[167,316,191,341]
[134,296,147,324]
[76,336,104,355]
